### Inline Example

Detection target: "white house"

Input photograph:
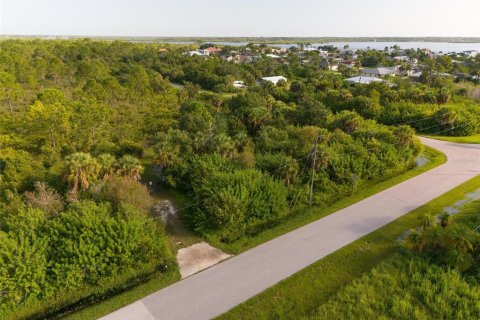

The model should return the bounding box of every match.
[409,71,422,78]
[318,50,329,58]
[233,80,246,88]
[261,76,287,86]
[320,59,339,71]
[361,67,397,78]
[346,76,384,85]
[266,54,281,59]
[393,56,409,62]
[186,50,208,57]
[393,56,418,64]
[463,50,479,58]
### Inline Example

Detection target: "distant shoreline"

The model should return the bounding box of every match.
[2,35,480,44]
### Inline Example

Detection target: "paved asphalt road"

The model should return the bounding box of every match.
[102,137,480,320]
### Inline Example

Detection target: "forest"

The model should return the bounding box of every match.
[0,39,479,318]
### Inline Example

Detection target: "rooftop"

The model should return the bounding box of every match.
[346,76,384,84]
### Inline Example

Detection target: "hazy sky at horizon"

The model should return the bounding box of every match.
[1,0,479,37]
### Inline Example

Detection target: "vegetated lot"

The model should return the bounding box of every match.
[0,39,479,319]
[55,146,445,320]
[219,175,480,320]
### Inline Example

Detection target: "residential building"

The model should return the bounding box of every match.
[266,53,281,59]
[463,50,479,58]
[186,50,208,57]
[361,67,397,78]
[201,47,223,55]
[233,80,246,88]
[261,76,287,86]
[346,76,384,85]
[320,59,339,71]
[393,56,418,64]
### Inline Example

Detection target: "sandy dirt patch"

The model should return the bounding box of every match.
[177,242,232,278]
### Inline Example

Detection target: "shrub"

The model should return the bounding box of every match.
[313,256,480,320]
[187,169,288,242]
[24,181,64,216]
[97,176,153,211]
[0,201,174,316]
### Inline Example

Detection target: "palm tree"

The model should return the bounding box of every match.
[443,225,478,271]
[64,152,100,193]
[97,153,116,180]
[279,157,299,187]
[445,224,476,254]
[420,213,435,232]
[115,155,144,181]
[424,226,443,250]
[210,133,236,158]
[406,230,426,252]
[394,125,416,147]
[316,147,331,170]
[439,212,453,228]
[399,63,412,75]
[436,107,457,126]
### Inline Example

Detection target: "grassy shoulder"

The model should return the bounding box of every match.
[63,270,180,320]
[310,199,480,319]
[211,146,446,253]
[423,134,480,144]
[7,264,180,320]
[217,175,480,320]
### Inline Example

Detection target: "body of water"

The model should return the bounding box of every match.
[170,41,480,53]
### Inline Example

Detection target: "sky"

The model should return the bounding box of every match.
[1,0,479,37]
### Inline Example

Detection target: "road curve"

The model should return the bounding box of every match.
[102,138,480,320]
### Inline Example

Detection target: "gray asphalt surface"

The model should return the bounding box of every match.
[101,138,480,320]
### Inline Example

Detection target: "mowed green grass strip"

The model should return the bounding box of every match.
[65,146,444,319]
[218,175,480,320]
[424,134,480,144]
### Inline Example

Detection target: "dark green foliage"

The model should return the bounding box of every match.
[312,256,480,320]
[407,211,480,272]
[0,201,174,316]
[188,169,288,242]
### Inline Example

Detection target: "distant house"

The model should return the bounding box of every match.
[318,50,329,58]
[361,67,397,78]
[393,56,409,62]
[420,48,436,58]
[341,60,357,68]
[223,54,243,63]
[187,50,208,57]
[261,76,287,86]
[266,53,281,59]
[463,50,479,58]
[409,71,422,78]
[233,80,246,88]
[200,47,223,55]
[393,56,418,64]
[269,48,287,55]
[303,48,328,57]
[346,76,384,85]
[341,49,357,60]
[320,59,338,71]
